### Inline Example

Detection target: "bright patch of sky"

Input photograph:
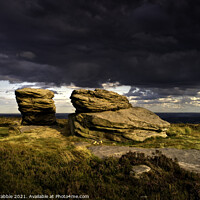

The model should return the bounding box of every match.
[0,81,36,113]
[101,82,131,95]
[1,80,200,113]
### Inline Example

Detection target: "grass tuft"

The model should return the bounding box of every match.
[0,127,9,138]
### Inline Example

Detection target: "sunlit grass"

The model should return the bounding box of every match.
[0,127,9,138]
[0,116,21,126]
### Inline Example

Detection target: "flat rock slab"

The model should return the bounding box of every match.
[19,126,46,133]
[88,146,200,173]
[69,107,170,142]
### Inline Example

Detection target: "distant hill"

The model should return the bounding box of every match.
[1,113,200,124]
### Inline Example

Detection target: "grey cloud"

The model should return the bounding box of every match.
[0,55,60,84]
[126,86,200,101]
[18,51,36,59]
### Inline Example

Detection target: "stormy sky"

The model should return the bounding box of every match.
[1,0,200,113]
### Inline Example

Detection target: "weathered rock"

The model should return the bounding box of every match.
[130,165,151,178]
[21,113,56,125]
[16,98,55,113]
[70,89,132,113]
[15,88,56,125]
[15,88,54,99]
[68,107,170,142]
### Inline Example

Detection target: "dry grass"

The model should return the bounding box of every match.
[0,118,90,163]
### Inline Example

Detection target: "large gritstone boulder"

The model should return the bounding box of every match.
[70,89,132,113]
[69,89,170,142]
[15,88,56,125]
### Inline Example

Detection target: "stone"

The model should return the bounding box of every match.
[70,89,132,113]
[88,146,200,173]
[15,88,56,125]
[130,165,151,178]
[15,88,54,99]
[68,107,170,142]
[17,98,55,113]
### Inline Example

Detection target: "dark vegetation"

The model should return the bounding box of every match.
[0,117,200,199]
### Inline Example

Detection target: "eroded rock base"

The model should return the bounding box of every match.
[69,107,170,142]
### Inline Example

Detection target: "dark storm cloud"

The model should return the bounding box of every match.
[0,0,200,92]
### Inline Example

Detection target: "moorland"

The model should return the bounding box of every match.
[0,116,200,200]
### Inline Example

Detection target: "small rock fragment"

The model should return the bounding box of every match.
[130,165,151,178]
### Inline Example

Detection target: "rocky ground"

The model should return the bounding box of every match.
[88,145,200,173]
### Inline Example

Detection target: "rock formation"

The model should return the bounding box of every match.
[70,89,132,113]
[15,88,56,125]
[69,89,170,142]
